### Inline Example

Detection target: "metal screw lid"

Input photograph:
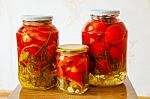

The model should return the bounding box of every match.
[22,15,53,21]
[90,9,120,16]
[57,44,89,53]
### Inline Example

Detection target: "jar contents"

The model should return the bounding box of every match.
[82,10,127,86]
[16,15,58,90]
[56,44,89,94]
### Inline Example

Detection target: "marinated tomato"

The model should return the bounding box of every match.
[82,19,127,75]
[56,44,89,94]
[57,54,88,89]
[82,10,127,86]
[105,22,126,45]
[17,16,58,90]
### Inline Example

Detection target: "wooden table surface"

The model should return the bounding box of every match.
[8,77,138,99]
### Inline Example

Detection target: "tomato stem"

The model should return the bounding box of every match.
[34,33,52,55]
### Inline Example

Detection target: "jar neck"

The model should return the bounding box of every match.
[23,20,52,26]
[91,15,119,23]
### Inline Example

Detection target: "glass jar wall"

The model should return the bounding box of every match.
[82,10,128,86]
[56,44,89,94]
[16,15,59,90]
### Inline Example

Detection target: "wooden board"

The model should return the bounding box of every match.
[8,77,138,99]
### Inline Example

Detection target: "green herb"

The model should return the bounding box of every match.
[19,52,29,61]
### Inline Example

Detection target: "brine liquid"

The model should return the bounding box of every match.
[89,71,126,86]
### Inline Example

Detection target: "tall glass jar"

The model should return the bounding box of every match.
[56,44,89,94]
[82,10,128,86]
[16,15,59,90]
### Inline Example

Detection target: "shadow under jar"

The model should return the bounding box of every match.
[16,15,59,90]
[56,44,89,94]
[82,10,128,86]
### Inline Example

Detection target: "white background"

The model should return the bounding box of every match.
[0,0,150,96]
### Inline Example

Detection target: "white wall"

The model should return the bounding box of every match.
[0,0,150,96]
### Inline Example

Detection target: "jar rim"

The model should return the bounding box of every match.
[57,44,89,53]
[22,15,53,21]
[90,9,120,16]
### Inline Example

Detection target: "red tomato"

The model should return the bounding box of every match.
[83,22,93,32]
[83,20,108,34]
[23,45,42,56]
[57,56,73,67]
[62,65,71,73]
[57,54,88,74]
[65,72,84,88]
[75,55,88,73]
[24,25,49,42]
[38,25,51,31]
[96,58,112,74]
[82,32,99,45]
[16,34,24,56]
[90,20,108,34]
[48,32,58,43]
[110,47,122,60]
[63,55,84,73]
[105,22,126,44]
[90,40,105,56]
[70,55,81,61]
[82,20,108,45]
[71,62,87,73]
[28,32,48,42]
[76,58,89,73]
[116,35,127,54]
[46,42,56,59]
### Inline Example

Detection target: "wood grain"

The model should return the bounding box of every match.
[8,77,138,99]
[0,90,11,97]
[139,97,150,99]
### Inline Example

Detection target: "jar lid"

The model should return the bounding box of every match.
[90,9,120,16]
[22,15,53,21]
[57,44,89,53]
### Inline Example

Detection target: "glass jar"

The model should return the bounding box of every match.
[56,44,89,94]
[16,15,59,90]
[82,10,128,86]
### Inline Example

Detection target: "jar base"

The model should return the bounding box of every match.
[61,87,88,95]
[89,72,126,86]
[19,77,56,90]
[20,83,56,90]
[57,81,89,95]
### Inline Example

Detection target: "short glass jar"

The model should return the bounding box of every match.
[56,44,89,94]
[82,10,128,86]
[16,15,59,90]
